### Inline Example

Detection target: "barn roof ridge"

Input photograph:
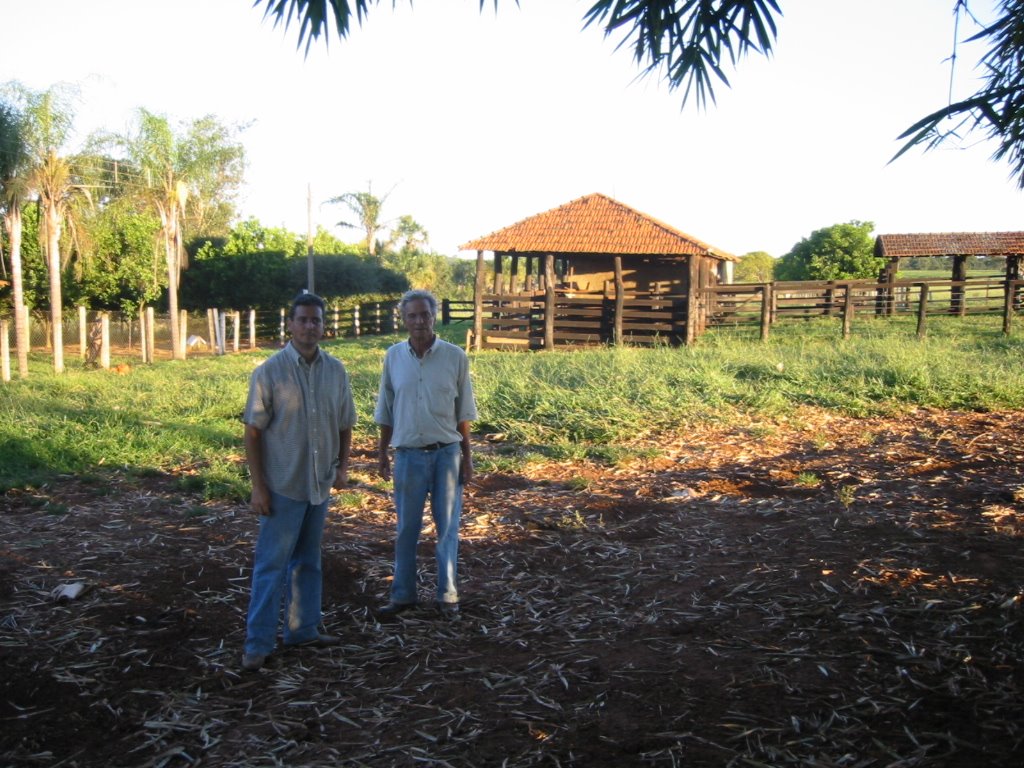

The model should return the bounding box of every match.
[460,192,736,261]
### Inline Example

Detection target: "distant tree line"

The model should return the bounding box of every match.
[734,221,1005,284]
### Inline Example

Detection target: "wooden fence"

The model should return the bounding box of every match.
[472,292,689,350]
[1,298,477,379]
[707,277,1024,339]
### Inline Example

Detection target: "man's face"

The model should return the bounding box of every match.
[288,303,324,349]
[403,298,435,341]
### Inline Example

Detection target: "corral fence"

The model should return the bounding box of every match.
[707,277,1024,340]
[467,277,1024,350]
[0,298,475,379]
[471,292,688,350]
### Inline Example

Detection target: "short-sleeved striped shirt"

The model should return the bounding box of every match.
[244,342,357,505]
[374,337,477,448]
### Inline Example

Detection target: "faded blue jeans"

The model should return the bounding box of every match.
[390,442,463,605]
[244,491,328,655]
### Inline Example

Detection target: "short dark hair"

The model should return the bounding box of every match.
[290,291,325,319]
[399,289,438,317]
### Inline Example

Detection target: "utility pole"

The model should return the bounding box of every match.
[306,183,315,294]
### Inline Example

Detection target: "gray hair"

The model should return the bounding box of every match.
[399,289,438,317]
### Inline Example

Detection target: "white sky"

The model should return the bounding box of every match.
[2,0,1021,258]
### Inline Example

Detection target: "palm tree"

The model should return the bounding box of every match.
[21,85,78,374]
[325,182,394,260]
[0,100,30,377]
[118,110,245,360]
[126,110,189,360]
[255,0,1024,188]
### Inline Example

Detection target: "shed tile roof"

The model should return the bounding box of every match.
[461,193,736,261]
[876,232,1024,258]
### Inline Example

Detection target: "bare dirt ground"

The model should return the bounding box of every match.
[1,408,1023,767]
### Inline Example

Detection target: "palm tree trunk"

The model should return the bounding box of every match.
[165,226,183,361]
[46,200,64,373]
[3,209,29,377]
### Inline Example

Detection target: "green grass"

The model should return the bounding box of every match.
[2,315,1023,495]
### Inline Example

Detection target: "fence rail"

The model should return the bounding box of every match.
[707,277,1024,339]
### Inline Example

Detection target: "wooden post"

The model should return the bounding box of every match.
[233,311,240,353]
[331,305,339,338]
[759,284,772,342]
[100,313,111,370]
[952,255,967,316]
[249,309,257,349]
[353,305,361,337]
[1003,278,1014,336]
[145,307,155,363]
[279,308,286,346]
[442,299,451,326]
[207,308,216,352]
[613,255,624,346]
[543,254,556,351]
[841,284,854,339]
[916,283,929,339]
[493,252,503,296]
[684,255,700,345]
[218,311,227,355]
[78,305,88,359]
[510,256,520,295]
[139,307,148,363]
[1,319,10,383]
[473,250,485,351]
[180,310,189,359]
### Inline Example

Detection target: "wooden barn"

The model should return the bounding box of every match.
[460,193,736,349]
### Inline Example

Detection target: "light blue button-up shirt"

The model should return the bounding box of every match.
[374,337,477,448]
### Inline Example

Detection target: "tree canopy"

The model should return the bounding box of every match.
[253,0,1024,188]
[774,221,881,282]
[734,250,775,283]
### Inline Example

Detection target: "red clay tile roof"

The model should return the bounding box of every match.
[460,193,736,261]
[876,232,1024,258]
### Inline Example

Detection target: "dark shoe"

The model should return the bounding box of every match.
[377,602,416,617]
[241,652,266,671]
[437,601,460,619]
[288,633,340,648]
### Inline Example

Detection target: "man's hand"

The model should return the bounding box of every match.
[378,451,391,482]
[250,483,271,517]
[460,455,474,486]
[332,466,349,490]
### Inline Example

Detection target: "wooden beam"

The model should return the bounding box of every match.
[473,250,485,351]
[492,252,503,296]
[613,256,624,346]
[685,256,699,345]
[544,254,556,350]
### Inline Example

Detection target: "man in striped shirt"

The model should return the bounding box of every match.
[241,292,357,671]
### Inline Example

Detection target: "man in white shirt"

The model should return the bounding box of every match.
[374,289,477,618]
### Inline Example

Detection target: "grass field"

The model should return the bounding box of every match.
[2,314,1023,495]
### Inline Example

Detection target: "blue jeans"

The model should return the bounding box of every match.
[391,442,463,605]
[244,491,328,655]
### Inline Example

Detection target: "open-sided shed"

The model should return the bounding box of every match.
[875,231,1024,315]
[876,231,1024,280]
[460,193,736,348]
